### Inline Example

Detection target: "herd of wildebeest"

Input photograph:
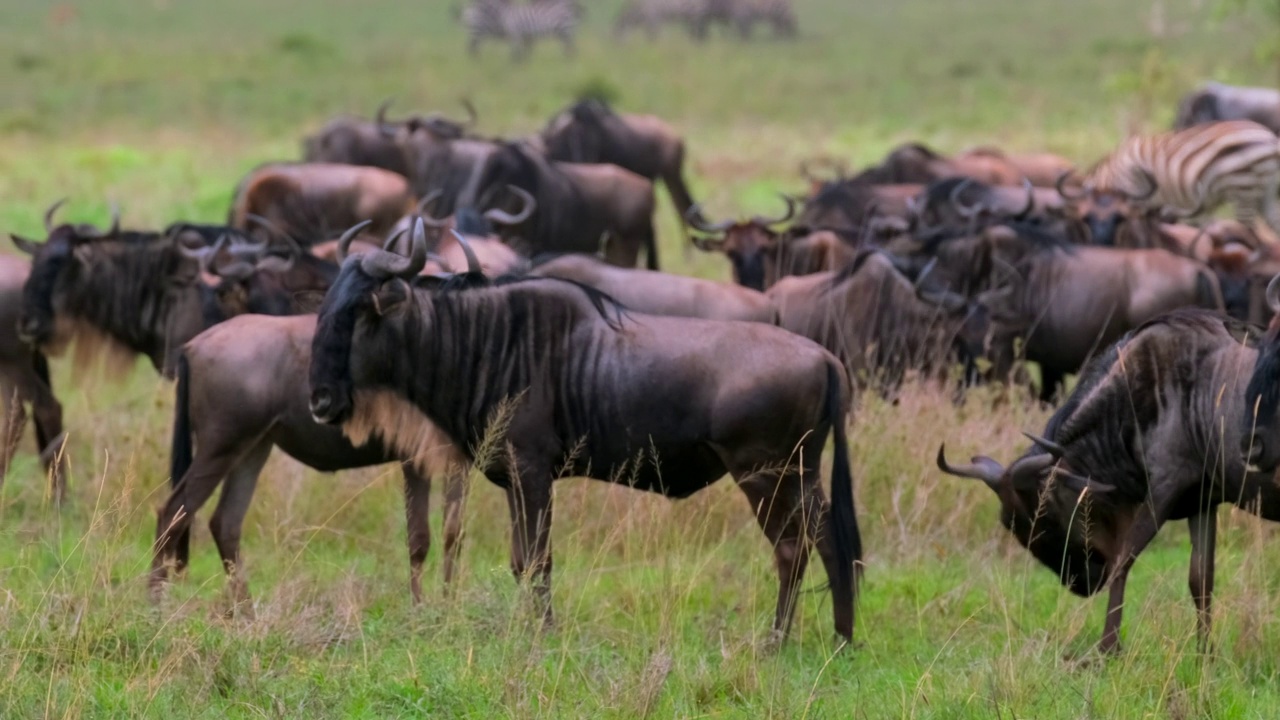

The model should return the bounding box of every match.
[10,80,1280,653]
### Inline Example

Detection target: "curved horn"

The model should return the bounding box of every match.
[686,204,735,233]
[360,218,427,279]
[1022,431,1066,458]
[936,444,1004,489]
[950,178,983,220]
[213,258,256,282]
[1014,178,1035,219]
[245,213,301,256]
[80,202,121,239]
[1128,168,1159,202]
[449,228,482,275]
[334,220,374,263]
[196,235,228,276]
[416,190,451,228]
[484,186,536,226]
[751,194,797,227]
[1267,274,1280,314]
[1008,452,1056,488]
[43,198,68,233]
[1055,171,1087,201]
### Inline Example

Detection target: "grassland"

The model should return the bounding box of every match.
[4,0,1280,716]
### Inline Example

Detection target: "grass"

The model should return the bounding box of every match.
[4,0,1280,716]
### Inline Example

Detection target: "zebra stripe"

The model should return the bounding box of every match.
[1085,120,1280,234]
[614,0,708,37]
[462,0,580,60]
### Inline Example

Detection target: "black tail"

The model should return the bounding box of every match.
[643,224,660,271]
[824,362,861,600]
[169,353,193,568]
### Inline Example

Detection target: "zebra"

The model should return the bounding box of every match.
[614,0,708,40]
[731,0,797,39]
[1064,120,1280,238]
[461,0,581,61]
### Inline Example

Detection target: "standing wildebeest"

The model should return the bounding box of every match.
[852,142,1025,186]
[301,100,411,177]
[150,311,469,611]
[1175,82,1280,134]
[541,99,701,227]
[469,142,659,269]
[0,248,65,499]
[767,251,988,395]
[942,307,1280,654]
[530,254,776,322]
[228,162,415,244]
[306,229,862,641]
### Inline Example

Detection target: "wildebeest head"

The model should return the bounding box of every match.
[936,441,1112,597]
[12,199,122,345]
[1057,169,1157,246]
[1242,275,1280,471]
[913,178,1035,237]
[689,196,796,290]
[309,219,482,426]
[377,98,477,143]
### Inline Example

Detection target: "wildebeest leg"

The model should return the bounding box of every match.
[442,463,469,589]
[1099,510,1161,654]
[1187,509,1217,650]
[505,469,553,627]
[402,464,431,605]
[207,439,271,619]
[150,443,241,602]
[737,468,813,642]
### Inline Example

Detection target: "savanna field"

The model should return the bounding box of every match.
[6,0,1280,716]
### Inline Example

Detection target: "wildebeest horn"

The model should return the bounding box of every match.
[417,190,450,227]
[751,195,797,227]
[194,235,228,275]
[950,179,983,220]
[1008,452,1056,488]
[1128,168,1159,202]
[245,213,301,256]
[1022,431,1066,458]
[375,98,397,136]
[335,220,374,263]
[450,229,482,275]
[936,444,1004,490]
[1267,274,1280,314]
[43,198,68,233]
[484,186,537,226]
[1055,171,1087,201]
[360,218,427,279]
[686,205,734,234]
[208,233,260,280]
[912,256,938,289]
[1014,178,1035,219]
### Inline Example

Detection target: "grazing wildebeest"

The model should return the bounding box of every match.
[469,141,659,269]
[0,249,65,500]
[767,250,988,394]
[1175,82,1280,134]
[541,98,701,226]
[302,100,412,177]
[530,253,777,322]
[307,229,862,641]
[228,162,415,244]
[942,306,1280,654]
[149,311,469,611]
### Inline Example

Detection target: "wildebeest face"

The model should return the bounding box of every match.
[1243,276,1280,471]
[1078,192,1129,246]
[690,197,796,291]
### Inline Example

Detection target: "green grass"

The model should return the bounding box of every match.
[4,0,1280,716]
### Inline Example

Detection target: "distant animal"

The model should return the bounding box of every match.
[692,196,843,290]
[1175,82,1280,134]
[852,142,1026,186]
[942,307,1280,654]
[228,163,415,245]
[730,0,796,38]
[1059,121,1280,237]
[306,227,862,642]
[541,99,701,229]
[530,253,777,322]
[302,100,411,177]
[613,0,706,38]
[461,0,582,61]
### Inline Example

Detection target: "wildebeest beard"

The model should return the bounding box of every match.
[1244,325,1280,451]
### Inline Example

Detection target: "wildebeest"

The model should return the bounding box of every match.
[530,253,777,322]
[1175,82,1280,134]
[792,177,924,239]
[767,250,988,395]
[942,307,1280,653]
[469,141,659,268]
[301,100,411,177]
[149,311,469,611]
[852,142,1024,186]
[541,98,701,227]
[228,162,415,244]
[953,147,1077,188]
[306,228,862,641]
[0,249,65,500]
[690,196,822,289]
[403,193,533,276]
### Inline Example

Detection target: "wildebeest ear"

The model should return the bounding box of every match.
[371,279,411,316]
[10,234,41,255]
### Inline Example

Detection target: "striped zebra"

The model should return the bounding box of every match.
[1067,120,1280,237]
[461,0,581,61]
[614,0,708,39]
[732,0,797,39]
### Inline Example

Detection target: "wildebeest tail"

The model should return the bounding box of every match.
[643,225,660,271]
[169,352,192,489]
[824,361,861,596]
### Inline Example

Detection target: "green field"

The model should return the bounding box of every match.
[5,1,1280,717]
